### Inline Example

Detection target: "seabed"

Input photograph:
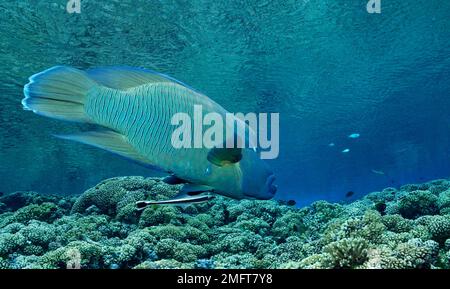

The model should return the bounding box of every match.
[0,176,449,269]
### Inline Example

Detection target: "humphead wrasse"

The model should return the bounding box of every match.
[22,66,277,205]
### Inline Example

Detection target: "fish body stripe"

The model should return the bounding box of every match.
[85,82,241,193]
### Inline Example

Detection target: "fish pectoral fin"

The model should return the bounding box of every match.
[55,130,152,166]
[207,147,242,167]
[162,175,190,185]
[180,184,214,196]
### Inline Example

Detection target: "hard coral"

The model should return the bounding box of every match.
[398,190,438,219]
[71,177,178,220]
[324,237,369,268]
[1,176,450,269]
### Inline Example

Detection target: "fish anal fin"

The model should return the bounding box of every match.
[55,130,152,166]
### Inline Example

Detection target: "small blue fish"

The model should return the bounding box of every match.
[371,169,385,175]
[348,133,360,139]
[328,142,335,147]
[342,148,350,153]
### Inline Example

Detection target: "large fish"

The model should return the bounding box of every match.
[22,66,277,203]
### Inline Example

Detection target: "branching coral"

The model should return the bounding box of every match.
[0,176,450,269]
[324,237,369,268]
[425,216,450,244]
[382,214,413,233]
[437,189,450,214]
[155,238,207,262]
[377,239,439,269]
[138,206,181,227]
[397,190,439,219]
[271,211,307,240]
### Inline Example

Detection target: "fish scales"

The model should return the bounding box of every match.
[87,82,220,176]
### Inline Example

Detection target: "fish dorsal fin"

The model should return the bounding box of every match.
[54,130,153,167]
[86,66,191,90]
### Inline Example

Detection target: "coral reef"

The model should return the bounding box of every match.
[0,176,449,269]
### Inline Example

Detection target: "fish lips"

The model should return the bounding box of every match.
[266,174,277,195]
[244,173,277,200]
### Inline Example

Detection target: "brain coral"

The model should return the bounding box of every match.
[71,177,179,220]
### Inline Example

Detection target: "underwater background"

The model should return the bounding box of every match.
[0,0,450,270]
[0,0,450,207]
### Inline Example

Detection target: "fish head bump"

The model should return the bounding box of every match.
[238,149,277,200]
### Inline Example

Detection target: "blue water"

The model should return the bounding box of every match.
[0,0,449,205]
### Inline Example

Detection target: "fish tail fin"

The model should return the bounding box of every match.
[22,66,98,123]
